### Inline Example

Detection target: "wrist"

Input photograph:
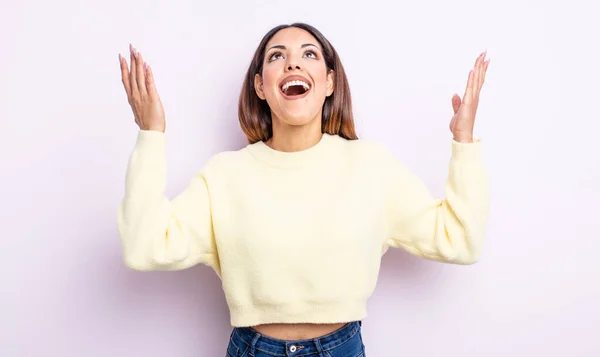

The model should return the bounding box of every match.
[453,134,473,143]
[142,125,165,133]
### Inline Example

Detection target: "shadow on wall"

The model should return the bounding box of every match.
[377,247,453,301]
[88,231,232,351]
[112,258,229,315]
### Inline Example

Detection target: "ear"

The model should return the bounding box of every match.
[326,70,334,97]
[254,73,266,100]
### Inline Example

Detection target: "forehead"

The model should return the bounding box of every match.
[266,27,321,50]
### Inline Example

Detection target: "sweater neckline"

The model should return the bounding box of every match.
[246,133,336,169]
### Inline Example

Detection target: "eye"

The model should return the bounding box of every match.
[268,52,284,62]
[304,50,317,59]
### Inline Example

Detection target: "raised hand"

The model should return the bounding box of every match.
[449,51,490,143]
[119,44,166,132]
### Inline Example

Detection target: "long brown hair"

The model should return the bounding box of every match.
[238,23,358,144]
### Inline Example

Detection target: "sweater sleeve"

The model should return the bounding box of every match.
[383,139,490,264]
[116,130,220,274]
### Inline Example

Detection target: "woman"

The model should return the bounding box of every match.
[117,23,490,356]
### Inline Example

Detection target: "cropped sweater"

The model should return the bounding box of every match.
[117,131,489,327]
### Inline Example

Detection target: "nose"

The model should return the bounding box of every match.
[286,63,301,71]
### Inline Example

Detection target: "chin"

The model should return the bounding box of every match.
[279,111,318,126]
[274,107,321,127]
[271,95,323,127]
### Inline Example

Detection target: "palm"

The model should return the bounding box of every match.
[119,44,166,132]
[449,51,490,143]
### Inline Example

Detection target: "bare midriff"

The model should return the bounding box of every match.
[251,322,348,340]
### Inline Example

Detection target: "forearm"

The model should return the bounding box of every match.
[386,140,489,264]
[116,131,212,271]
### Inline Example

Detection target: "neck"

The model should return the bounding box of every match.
[267,116,322,152]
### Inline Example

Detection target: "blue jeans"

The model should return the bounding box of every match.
[227,321,366,357]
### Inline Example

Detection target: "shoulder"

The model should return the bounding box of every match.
[200,147,252,174]
[337,136,398,164]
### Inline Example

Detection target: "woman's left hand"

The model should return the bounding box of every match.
[449,51,490,143]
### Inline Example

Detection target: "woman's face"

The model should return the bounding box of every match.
[255,27,334,127]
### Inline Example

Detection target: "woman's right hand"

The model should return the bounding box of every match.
[119,44,166,132]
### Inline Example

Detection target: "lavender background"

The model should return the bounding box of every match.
[1,0,598,356]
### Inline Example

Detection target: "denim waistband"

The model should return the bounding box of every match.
[233,321,362,356]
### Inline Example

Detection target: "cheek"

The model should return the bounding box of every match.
[308,65,330,94]
[313,75,330,96]
[261,67,280,96]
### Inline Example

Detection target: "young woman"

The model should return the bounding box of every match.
[117,23,490,357]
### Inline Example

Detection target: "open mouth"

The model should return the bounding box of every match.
[280,80,311,98]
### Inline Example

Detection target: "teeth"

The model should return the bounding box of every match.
[281,80,310,93]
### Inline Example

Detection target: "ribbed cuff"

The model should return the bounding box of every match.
[135,130,166,153]
[451,138,483,162]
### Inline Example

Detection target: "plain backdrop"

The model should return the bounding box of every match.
[1,0,599,356]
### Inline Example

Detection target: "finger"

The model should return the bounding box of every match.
[477,51,488,91]
[481,57,490,87]
[452,94,461,114]
[463,69,474,104]
[473,52,483,96]
[136,50,148,95]
[119,54,132,98]
[129,44,139,95]
[146,64,159,100]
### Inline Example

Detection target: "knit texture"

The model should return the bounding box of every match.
[117,131,489,327]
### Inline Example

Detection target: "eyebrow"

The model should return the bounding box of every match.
[266,43,320,52]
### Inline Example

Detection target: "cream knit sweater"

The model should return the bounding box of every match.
[117,131,489,327]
